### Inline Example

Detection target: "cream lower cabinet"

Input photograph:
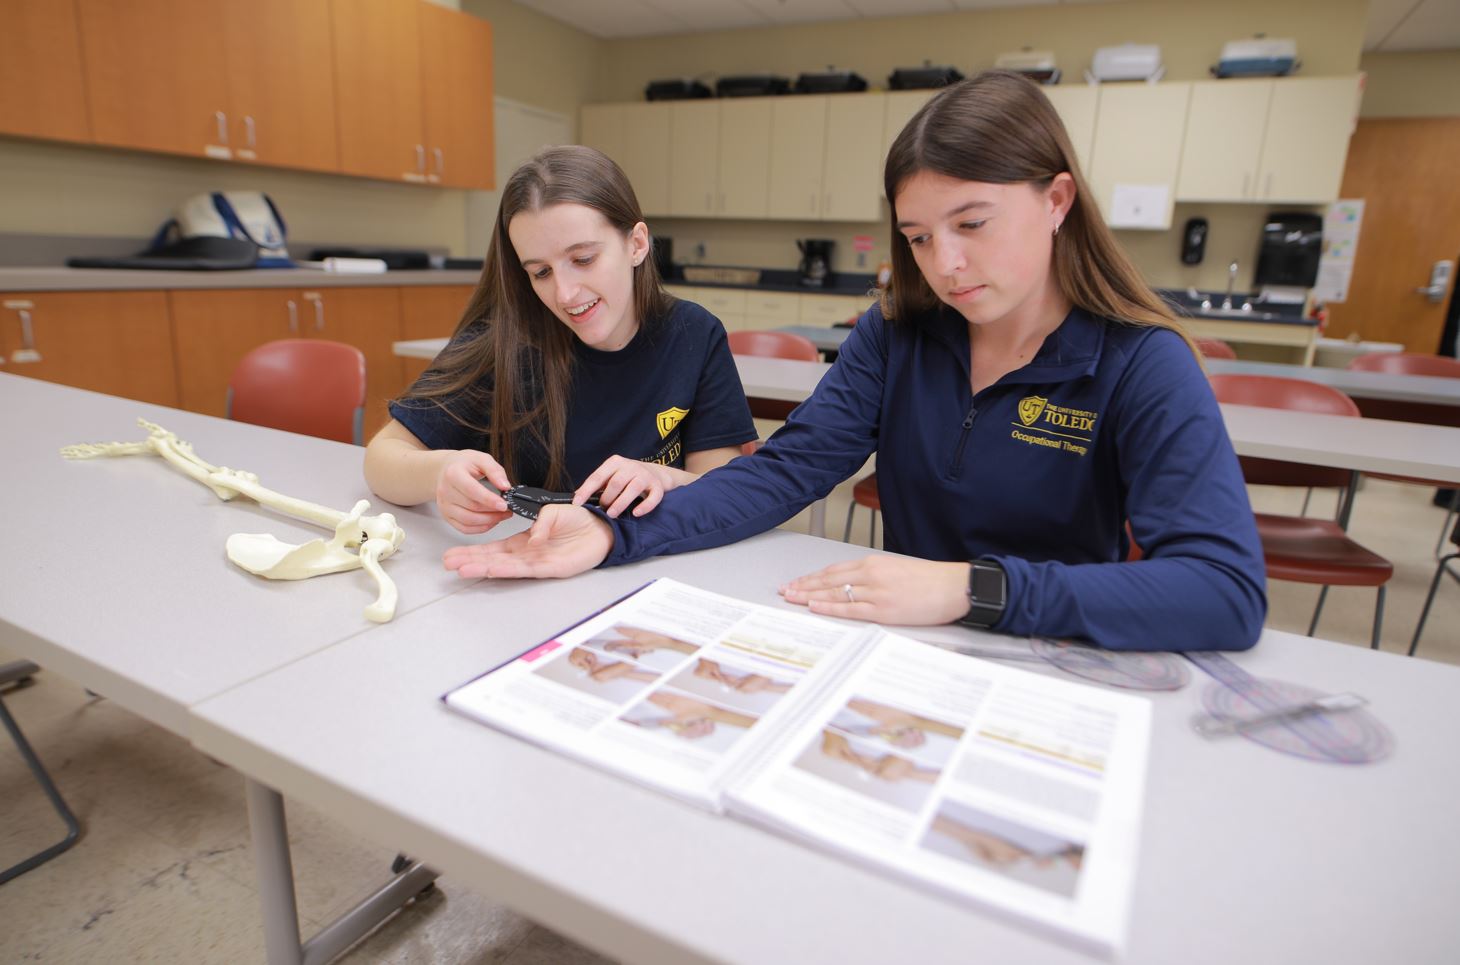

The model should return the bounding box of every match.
[743,291,801,332]
[1089,83,1191,230]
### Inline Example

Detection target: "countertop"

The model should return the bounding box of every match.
[0,266,484,292]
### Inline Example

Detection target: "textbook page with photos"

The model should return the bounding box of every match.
[443,578,1150,955]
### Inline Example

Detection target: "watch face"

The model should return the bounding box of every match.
[972,566,1005,604]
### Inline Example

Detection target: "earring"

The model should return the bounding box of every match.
[1052,221,1061,237]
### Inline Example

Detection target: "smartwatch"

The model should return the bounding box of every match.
[959,560,1007,629]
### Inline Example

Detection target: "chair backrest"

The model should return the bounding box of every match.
[1348,351,1460,378]
[1208,373,1360,489]
[727,330,821,362]
[227,339,367,445]
[726,330,820,421]
[1195,338,1237,360]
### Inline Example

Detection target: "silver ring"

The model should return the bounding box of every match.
[843,583,855,603]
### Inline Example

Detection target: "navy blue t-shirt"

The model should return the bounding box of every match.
[388,299,756,488]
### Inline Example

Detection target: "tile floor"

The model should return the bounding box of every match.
[2,471,1456,964]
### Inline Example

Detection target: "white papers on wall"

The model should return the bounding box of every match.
[1314,199,1365,303]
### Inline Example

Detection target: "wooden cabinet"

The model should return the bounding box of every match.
[332,0,426,182]
[822,94,884,222]
[419,0,494,189]
[882,90,935,167]
[669,102,720,217]
[0,0,91,143]
[743,291,800,332]
[1089,83,1190,229]
[768,98,828,221]
[718,100,772,219]
[78,0,233,158]
[620,103,673,216]
[396,284,475,397]
[221,0,340,172]
[1045,86,1099,175]
[0,292,177,405]
[171,287,403,438]
[1255,76,1360,203]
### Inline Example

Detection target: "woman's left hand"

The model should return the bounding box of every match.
[573,456,683,518]
[780,556,971,626]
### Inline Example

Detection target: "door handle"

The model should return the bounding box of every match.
[433,147,444,181]
[1415,260,1454,303]
[215,111,229,145]
[11,306,41,363]
[286,299,299,335]
[416,145,426,174]
[244,115,256,149]
[304,292,324,331]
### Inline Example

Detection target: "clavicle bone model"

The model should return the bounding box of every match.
[61,419,406,623]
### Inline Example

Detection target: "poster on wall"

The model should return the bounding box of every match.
[1314,199,1365,303]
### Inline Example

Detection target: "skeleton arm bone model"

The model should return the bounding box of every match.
[62,419,405,623]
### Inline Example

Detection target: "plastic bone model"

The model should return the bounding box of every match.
[61,419,406,623]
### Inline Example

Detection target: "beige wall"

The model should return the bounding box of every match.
[1359,51,1460,118]
[0,0,598,257]
[596,0,1367,101]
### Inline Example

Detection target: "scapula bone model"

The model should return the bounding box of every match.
[62,419,405,623]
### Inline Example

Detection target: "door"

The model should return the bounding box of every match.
[1326,118,1460,354]
[822,94,884,222]
[331,0,425,182]
[1257,76,1361,203]
[1176,80,1271,201]
[768,97,826,220]
[0,292,177,405]
[0,0,91,143]
[171,289,304,416]
[669,101,720,217]
[718,99,772,219]
[222,0,340,172]
[78,0,232,158]
[420,1,494,189]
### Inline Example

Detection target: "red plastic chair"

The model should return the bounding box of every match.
[727,330,820,421]
[1411,518,1459,657]
[1347,351,1460,378]
[227,339,367,445]
[1195,338,1237,360]
[1210,374,1393,648]
[1346,352,1460,555]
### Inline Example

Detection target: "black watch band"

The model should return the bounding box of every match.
[959,560,1007,629]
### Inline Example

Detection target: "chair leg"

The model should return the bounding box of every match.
[869,510,877,549]
[1299,486,1314,517]
[0,676,82,886]
[1307,585,1330,637]
[842,503,856,543]
[1409,553,1459,657]
[1369,584,1386,651]
[1436,490,1459,559]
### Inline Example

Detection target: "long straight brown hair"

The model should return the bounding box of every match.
[400,146,672,488]
[882,70,1198,356]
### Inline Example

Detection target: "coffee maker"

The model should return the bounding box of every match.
[797,239,835,287]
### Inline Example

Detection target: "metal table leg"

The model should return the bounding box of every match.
[245,778,438,965]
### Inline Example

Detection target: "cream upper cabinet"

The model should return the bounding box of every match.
[579,104,624,163]
[1176,80,1272,202]
[1256,76,1360,203]
[718,99,773,219]
[882,90,935,170]
[619,103,672,216]
[1044,85,1098,175]
[1088,83,1191,230]
[822,93,885,222]
[669,101,720,217]
[768,97,827,221]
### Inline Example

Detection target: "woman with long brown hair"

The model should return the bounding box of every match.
[364,146,755,530]
[443,73,1266,653]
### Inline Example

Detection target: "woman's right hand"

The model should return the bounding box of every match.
[435,450,514,535]
[443,504,613,579]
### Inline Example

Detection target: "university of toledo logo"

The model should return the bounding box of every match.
[656,406,689,439]
[1017,395,1048,427]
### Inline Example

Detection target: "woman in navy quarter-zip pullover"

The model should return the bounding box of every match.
[442,71,1268,653]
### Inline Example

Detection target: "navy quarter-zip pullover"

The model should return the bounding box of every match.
[603,302,1267,652]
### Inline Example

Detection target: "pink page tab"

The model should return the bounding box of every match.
[519,640,562,663]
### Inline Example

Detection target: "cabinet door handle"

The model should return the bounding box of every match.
[286,299,299,335]
[433,147,444,179]
[244,115,256,149]
[215,111,229,145]
[416,145,426,174]
[304,292,324,331]
[13,308,41,363]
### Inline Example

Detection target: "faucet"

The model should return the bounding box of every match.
[1222,261,1238,310]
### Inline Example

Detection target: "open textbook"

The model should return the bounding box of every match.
[444,578,1150,956]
